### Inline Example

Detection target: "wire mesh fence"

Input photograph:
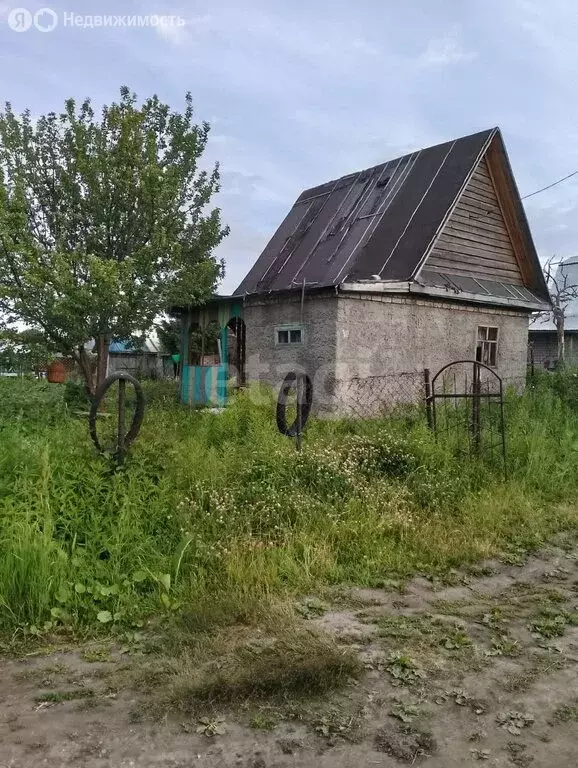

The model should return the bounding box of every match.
[333,371,426,419]
[330,363,508,476]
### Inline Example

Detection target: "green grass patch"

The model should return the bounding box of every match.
[0,374,577,638]
[165,601,362,710]
[377,614,473,656]
[553,703,578,723]
[35,688,94,703]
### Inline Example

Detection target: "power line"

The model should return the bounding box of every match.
[522,170,578,200]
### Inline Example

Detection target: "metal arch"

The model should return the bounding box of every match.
[426,359,507,480]
[431,359,502,390]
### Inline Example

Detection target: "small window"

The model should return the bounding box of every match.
[290,329,302,343]
[275,325,303,345]
[476,326,499,367]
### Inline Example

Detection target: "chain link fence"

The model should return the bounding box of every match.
[333,371,426,419]
[328,369,526,420]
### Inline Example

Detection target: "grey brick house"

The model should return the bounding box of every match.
[179,128,550,413]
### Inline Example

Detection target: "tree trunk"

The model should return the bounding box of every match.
[556,316,565,367]
[76,345,96,400]
[95,336,110,390]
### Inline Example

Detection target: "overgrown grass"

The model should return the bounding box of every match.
[170,602,361,709]
[0,372,577,637]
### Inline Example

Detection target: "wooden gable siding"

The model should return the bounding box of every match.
[426,157,524,285]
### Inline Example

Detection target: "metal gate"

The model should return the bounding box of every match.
[424,360,507,478]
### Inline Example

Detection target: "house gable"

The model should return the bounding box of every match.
[414,132,550,308]
[425,157,524,285]
[234,128,551,310]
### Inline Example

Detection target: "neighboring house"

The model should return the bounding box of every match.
[529,256,578,369]
[178,128,550,414]
[107,338,173,378]
[85,336,173,379]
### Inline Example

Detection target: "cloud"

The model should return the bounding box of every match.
[350,37,381,57]
[153,12,214,46]
[418,26,477,67]
[4,0,578,296]
[155,22,189,46]
[214,217,271,293]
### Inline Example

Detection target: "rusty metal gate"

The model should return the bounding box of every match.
[424,360,507,478]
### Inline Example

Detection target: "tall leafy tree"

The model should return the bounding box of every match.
[0,86,227,396]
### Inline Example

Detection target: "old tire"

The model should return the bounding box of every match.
[276,372,313,437]
[89,372,145,455]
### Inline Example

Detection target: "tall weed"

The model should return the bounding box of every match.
[0,375,576,633]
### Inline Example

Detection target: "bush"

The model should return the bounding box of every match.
[63,379,91,410]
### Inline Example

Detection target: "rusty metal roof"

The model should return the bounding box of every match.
[233,128,547,305]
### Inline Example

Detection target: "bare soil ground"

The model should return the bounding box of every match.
[1,532,577,768]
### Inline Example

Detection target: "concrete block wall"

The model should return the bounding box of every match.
[242,291,339,412]
[529,332,578,369]
[242,290,530,416]
[335,293,530,414]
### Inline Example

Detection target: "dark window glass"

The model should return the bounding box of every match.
[476,326,498,367]
[488,344,497,366]
[277,330,289,344]
[290,329,302,343]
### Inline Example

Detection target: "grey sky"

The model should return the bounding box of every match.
[1,0,577,293]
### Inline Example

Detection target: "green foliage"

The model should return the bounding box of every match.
[35,689,94,703]
[530,609,578,638]
[0,329,51,373]
[554,704,578,723]
[0,376,577,636]
[156,317,182,357]
[385,652,425,686]
[0,377,66,426]
[63,379,91,410]
[0,87,227,391]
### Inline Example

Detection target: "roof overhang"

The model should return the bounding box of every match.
[340,279,550,312]
[170,295,241,313]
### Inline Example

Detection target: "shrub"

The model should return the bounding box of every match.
[63,379,91,410]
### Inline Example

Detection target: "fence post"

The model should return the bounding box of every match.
[472,361,481,455]
[424,368,433,431]
[499,377,508,481]
[117,377,126,465]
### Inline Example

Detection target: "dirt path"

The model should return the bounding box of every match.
[1,533,577,768]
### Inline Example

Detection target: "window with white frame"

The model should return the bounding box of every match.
[476,326,498,367]
[275,325,303,345]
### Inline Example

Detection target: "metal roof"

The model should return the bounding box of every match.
[87,335,166,355]
[234,128,549,308]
